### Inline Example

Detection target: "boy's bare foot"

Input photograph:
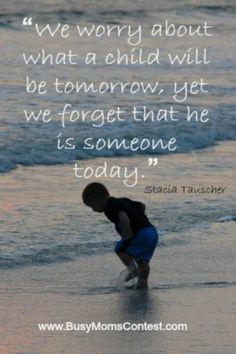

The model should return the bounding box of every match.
[136,279,148,289]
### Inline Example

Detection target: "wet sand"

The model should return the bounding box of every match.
[0,250,235,354]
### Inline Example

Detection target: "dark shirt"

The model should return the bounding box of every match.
[104,197,152,236]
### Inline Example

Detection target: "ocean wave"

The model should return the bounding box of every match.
[194,5,236,14]
[82,281,236,295]
[0,2,236,28]
[0,9,148,27]
[217,215,236,222]
[0,234,188,269]
[0,241,114,269]
[0,103,235,173]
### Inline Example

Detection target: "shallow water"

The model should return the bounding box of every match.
[1,220,235,354]
[0,143,235,271]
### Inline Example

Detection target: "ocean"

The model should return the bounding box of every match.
[0,1,235,353]
[0,0,235,268]
[1,0,236,173]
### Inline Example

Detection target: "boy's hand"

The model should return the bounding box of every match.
[118,211,134,240]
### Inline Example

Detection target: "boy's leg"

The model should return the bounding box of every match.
[117,251,150,287]
[116,252,138,281]
[124,226,158,288]
[137,261,150,288]
[116,251,134,267]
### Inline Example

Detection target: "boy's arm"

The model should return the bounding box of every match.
[118,211,134,240]
[140,202,145,213]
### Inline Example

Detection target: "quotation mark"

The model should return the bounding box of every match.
[148,157,158,166]
[22,17,33,26]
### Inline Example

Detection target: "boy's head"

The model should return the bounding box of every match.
[82,182,110,212]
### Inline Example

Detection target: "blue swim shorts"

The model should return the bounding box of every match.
[114,226,158,263]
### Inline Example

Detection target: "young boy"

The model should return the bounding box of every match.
[82,182,158,289]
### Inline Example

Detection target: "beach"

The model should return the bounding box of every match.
[1,254,235,354]
[1,142,236,354]
[1,0,236,353]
